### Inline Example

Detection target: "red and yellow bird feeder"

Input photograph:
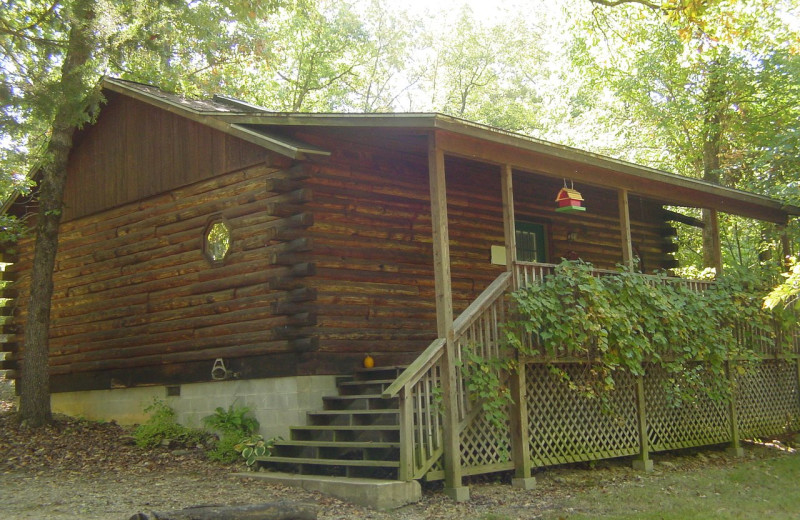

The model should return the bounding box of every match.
[555,182,586,213]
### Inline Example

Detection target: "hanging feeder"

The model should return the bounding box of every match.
[555,181,586,213]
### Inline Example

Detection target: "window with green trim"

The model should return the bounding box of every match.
[516,222,548,263]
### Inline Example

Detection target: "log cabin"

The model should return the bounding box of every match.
[1,78,798,503]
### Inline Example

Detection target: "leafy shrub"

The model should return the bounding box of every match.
[203,405,260,436]
[133,399,207,449]
[235,434,279,467]
[203,405,260,463]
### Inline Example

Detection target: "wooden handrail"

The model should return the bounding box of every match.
[383,271,514,399]
[514,261,715,288]
[382,337,445,398]
[453,271,513,337]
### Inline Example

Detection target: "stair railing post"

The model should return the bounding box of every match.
[398,385,415,481]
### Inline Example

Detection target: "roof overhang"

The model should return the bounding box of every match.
[60,78,800,225]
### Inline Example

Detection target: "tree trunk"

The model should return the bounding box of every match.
[128,502,317,520]
[19,0,96,427]
[701,59,725,271]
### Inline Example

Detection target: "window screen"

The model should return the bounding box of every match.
[516,222,547,263]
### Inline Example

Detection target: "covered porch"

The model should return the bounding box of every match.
[384,129,800,500]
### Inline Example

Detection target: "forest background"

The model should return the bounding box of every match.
[1,0,799,425]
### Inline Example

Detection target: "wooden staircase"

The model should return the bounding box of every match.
[256,365,405,479]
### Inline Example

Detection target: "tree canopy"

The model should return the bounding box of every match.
[1,0,798,426]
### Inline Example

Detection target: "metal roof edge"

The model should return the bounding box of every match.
[102,78,328,159]
[429,116,800,218]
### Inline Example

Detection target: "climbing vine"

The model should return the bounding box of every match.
[501,260,794,405]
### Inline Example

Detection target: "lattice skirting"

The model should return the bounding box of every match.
[447,359,800,479]
[644,363,730,452]
[460,405,513,472]
[526,363,640,467]
[736,359,800,438]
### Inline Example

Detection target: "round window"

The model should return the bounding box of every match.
[204,220,231,263]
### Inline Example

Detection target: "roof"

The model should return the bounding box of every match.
[13,77,800,224]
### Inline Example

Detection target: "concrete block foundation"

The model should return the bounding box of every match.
[51,375,338,439]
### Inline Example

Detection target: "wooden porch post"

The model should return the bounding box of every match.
[501,165,517,280]
[709,208,723,275]
[502,165,535,489]
[619,189,652,471]
[428,132,468,501]
[617,189,634,271]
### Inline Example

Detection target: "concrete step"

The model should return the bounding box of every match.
[238,472,421,510]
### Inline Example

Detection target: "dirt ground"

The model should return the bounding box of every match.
[1,376,797,520]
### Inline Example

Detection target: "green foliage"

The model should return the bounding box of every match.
[235,435,280,468]
[457,344,516,436]
[504,260,790,404]
[203,404,260,437]
[765,257,800,312]
[203,404,260,463]
[133,399,206,449]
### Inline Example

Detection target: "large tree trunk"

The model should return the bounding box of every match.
[19,0,96,427]
[701,59,725,271]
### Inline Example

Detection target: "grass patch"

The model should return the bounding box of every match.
[541,453,800,519]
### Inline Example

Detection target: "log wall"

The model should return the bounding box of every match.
[290,132,675,374]
[10,145,313,392]
[4,104,677,391]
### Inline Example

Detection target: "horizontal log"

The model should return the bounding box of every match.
[0,341,19,353]
[287,312,317,327]
[265,177,304,193]
[51,351,300,392]
[271,301,311,316]
[128,500,318,520]
[0,324,17,335]
[275,162,315,181]
[286,286,317,303]
[264,202,308,218]
[268,276,307,291]
[49,338,295,375]
[289,337,319,352]
[50,307,291,357]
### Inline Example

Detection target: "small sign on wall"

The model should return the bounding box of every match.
[490,245,506,266]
